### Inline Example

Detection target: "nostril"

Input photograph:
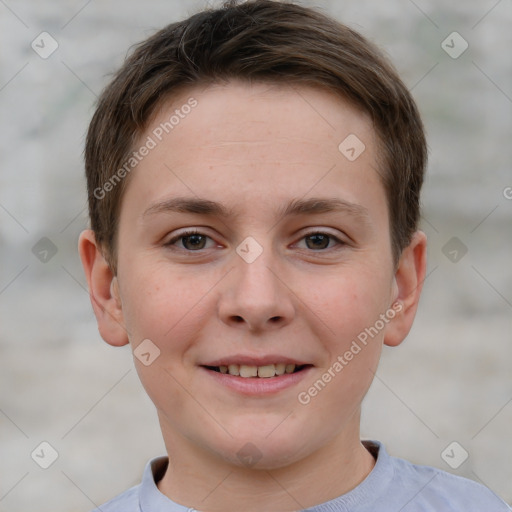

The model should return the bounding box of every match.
[228,315,283,326]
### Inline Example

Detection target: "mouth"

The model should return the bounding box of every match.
[202,363,311,378]
[200,356,314,395]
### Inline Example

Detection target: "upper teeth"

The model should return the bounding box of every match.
[218,363,296,378]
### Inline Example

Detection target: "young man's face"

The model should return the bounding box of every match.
[81,81,425,472]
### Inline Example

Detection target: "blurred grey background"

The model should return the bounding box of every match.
[0,0,511,510]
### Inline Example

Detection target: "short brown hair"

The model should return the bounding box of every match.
[85,0,426,271]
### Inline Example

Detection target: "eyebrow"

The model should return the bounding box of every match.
[142,196,370,223]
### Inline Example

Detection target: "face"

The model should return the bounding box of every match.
[81,81,425,472]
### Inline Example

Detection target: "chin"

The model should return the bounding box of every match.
[212,427,315,471]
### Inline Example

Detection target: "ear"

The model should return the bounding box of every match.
[384,230,427,347]
[78,229,129,347]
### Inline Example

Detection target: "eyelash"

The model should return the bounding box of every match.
[166,229,345,252]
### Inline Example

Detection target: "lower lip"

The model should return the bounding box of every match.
[201,366,313,396]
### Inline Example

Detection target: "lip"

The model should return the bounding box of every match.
[200,365,314,396]
[201,355,309,367]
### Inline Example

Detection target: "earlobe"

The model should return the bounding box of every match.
[384,231,427,347]
[78,230,129,347]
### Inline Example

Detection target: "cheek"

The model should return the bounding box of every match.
[301,268,392,352]
[120,266,216,411]
[314,271,391,407]
[119,261,213,352]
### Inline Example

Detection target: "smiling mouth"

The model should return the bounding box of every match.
[203,363,311,378]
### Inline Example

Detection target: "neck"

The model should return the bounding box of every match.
[156,415,375,511]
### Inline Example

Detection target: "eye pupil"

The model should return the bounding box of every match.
[306,234,330,250]
[183,234,206,250]
[176,233,336,251]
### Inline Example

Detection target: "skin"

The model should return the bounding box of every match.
[79,81,426,511]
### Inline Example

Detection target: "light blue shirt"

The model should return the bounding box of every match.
[93,441,511,511]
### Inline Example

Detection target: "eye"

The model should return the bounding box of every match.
[166,230,216,251]
[166,230,344,252]
[298,232,344,251]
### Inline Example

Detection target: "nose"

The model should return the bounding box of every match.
[217,251,295,332]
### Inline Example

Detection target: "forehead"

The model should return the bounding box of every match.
[121,80,385,220]
[154,81,374,160]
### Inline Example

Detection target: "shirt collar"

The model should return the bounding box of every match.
[140,456,194,511]
[139,441,392,511]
